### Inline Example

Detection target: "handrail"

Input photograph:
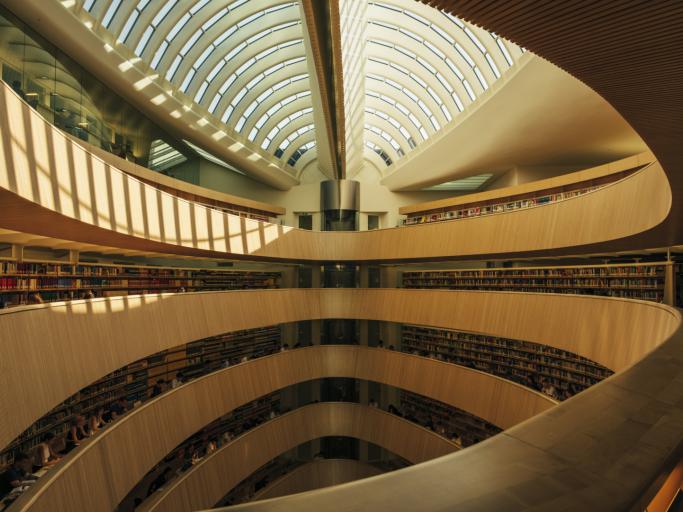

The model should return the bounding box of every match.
[1,288,674,450]
[140,404,447,512]
[215,314,683,512]
[399,151,651,217]
[67,135,284,218]
[8,348,547,512]
[0,81,672,262]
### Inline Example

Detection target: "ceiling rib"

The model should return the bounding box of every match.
[299,0,344,179]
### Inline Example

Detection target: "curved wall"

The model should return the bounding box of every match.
[215,320,683,512]
[0,82,670,262]
[0,1,678,511]
[251,459,382,502]
[141,405,442,512]
[11,349,543,512]
[2,288,675,450]
[421,0,683,258]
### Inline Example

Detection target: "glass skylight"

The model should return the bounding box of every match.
[364,0,521,166]
[80,0,522,172]
[424,173,494,191]
[287,140,315,166]
[148,139,187,171]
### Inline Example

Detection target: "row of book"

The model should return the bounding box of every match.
[0,261,280,279]
[402,325,613,398]
[403,183,604,225]
[402,278,663,288]
[402,263,669,302]
[0,277,278,291]
[403,338,608,380]
[0,260,280,307]
[403,266,666,279]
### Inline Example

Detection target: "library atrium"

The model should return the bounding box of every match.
[0,0,681,511]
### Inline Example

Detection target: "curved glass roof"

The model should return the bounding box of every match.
[79,0,522,178]
[363,0,522,168]
[81,0,316,172]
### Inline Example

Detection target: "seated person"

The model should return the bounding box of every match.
[171,372,184,389]
[87,408,105,434]
[149,379,165,398]
[450,433,463,447]
[32,433,61,472]
[64,412,89,453]
[27,293,43,304]
[0,452,32,500]
[146,467,172,496]
[105,398,128,422]
[541,380,558,399]
[206,438,217,455]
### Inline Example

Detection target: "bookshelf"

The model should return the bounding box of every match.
[401,167,638,226]
[401,324,613,400]
[399,390,501,447]
[0,326,281,469]
[402,262,674,303]
[0,259,280,307]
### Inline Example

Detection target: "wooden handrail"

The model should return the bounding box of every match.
[0,82,672,262]
[9,348,548,512]
[141,404,447,512]
[1,288,675,450]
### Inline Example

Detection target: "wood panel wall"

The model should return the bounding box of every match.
[398,151,653,215]
[142,404,440,512]
[421,0,683,257]
[13,348,537,512]
[1,289,677,452]
[0,83,670,263]
[208,322,683,512]
[251,459,382,502]
[210,2,683,508]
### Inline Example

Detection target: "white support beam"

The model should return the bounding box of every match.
[339,0,368,179]
[300,1,337,180]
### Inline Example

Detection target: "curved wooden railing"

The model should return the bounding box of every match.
[213,1,683,508]
[2,288,675,449]
[0,2,677,512]
[213,319,683,512]
[69,135,284,220]
[0,82,670,263]
[10,348,547,512]
[140,404,442,512]
[250,459,382,502]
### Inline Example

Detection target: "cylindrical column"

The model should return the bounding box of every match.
[320,180,360,231]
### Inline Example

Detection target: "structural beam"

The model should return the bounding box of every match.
[338,0,368,179]
[299,0,344,178]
